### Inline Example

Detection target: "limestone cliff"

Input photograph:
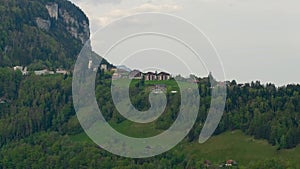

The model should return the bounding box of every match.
[0,0,91,68]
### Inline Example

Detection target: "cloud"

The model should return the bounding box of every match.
[96,3,182,27]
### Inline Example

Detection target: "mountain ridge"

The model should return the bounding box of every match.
[0,0,90,69]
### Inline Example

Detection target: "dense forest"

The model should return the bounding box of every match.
[0,67,300,168]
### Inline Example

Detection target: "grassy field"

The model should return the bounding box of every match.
[70,128,300,168]
[109,120,163,138]
[70,120,163,141]
[180,130,300,168]
[114,79,193,93]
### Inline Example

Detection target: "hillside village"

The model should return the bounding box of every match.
[12,66,69,76]
[11,61,225,95]
[11,61,228,91]
[112,68,171,81]
[203,159,238,168]
[12,60,173,82]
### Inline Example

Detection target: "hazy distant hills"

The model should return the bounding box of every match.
[0,0,91,69]
[116,65,132,72]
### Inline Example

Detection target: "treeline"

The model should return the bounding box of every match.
[220,81,300,149]
[186,80,300,150]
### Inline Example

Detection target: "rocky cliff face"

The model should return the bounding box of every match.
[41,2,90,44]
[0,0,91,68]
[36,17,51,31]
[46,3,59,20]
[59,6,90,44]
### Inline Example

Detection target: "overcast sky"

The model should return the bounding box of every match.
[70,0,300,86]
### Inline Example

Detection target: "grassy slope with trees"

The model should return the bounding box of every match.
[1,69,300,168]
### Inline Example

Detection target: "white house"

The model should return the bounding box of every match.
[100,64,108,71]
[13,66,28,75]
[56,69,69,75]
[157,72,171,81]
[145,72,157,81]
[144,71,171,81]
[34,69,54,75]
[88,60,93,69]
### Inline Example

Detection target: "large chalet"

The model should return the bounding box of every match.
[144,72,171,81]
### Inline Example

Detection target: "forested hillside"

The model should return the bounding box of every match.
[1,0,300,168]
[1,67,300,168]
[0,0,89,69]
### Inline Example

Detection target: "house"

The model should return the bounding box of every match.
[144,71,172,81]
[110,68,117,72]
[112,68,129,79]
[13,66,28,75]
[117,69,129,78]
[225,160,237,167]
[100,64,107,71]
[56,69,69,75]
[157,72,171,81]
[23,67,28,75]
[129,70,142,79]
[112,73,121,80]
[13,66,23,71]
[34,70,46,75]
[217,81,227,87]
[88,60,93,69]
[154,84,166,93]
[34,69,54,75]
[192,78,200,83]
[145,72,157,81]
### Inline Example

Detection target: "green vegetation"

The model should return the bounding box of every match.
[183,130,299,168]
[0,0,88,69]
[109,120,163,138]
[69,130,299,168]
[1,129,297,168]
[1,68,300,168]
[1,0,300,168]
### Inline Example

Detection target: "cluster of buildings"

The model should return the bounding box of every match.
[13,66,69,76]
[13,61,172,82]
[88,60,108,72]
[87,60,172,81]
[112,69,171,81]
[204,159,238,168]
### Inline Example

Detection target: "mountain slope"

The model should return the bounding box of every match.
[0,0,90,69]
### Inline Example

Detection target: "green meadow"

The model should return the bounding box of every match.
[70,121,300,168]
